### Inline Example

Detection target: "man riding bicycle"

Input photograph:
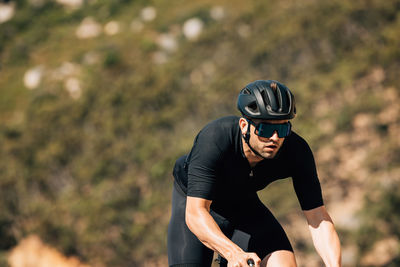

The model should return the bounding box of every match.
[168,80,341,267]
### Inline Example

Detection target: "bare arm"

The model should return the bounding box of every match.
[185,196,261,266]
[304,206,342,267]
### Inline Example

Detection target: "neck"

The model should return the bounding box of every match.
[241,136,263,167]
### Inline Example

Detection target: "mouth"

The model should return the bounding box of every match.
[264,144,278,151]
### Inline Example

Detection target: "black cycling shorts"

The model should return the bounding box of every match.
[167,182,293,266]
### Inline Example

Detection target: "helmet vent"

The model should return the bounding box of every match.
[245,102,259,115]
[260,90,271,109]
[270,82,277,92]
[242,88,251,95]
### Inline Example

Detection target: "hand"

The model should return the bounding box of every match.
[227,251,261,267]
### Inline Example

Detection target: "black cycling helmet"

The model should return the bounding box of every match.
[237,80,296,120]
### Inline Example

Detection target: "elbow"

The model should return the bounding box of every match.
[185,206,196,231]
[185,196,212,233]
[305,206,333,229]
[185,204,207,234]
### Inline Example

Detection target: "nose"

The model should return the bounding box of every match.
[269,131,280,141]
[258,131,280,142]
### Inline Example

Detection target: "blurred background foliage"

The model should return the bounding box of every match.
[0,0,400,266]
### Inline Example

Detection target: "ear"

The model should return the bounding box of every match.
[239,117,248,135]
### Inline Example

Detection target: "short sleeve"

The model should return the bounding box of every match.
[291,135,324,210]
[186,126,225,200]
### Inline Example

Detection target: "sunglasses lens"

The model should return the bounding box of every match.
[257,122,291,138]
[257,124,275,137]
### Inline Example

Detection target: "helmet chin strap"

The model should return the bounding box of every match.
[243,124,268,160]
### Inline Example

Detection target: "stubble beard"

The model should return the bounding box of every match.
[250,139,282,159]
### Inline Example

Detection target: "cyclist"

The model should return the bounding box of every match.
[167,80,341,267]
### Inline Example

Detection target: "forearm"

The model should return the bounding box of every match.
[186,206,243,260]
[304,206,341,267]
[309,220,341,267]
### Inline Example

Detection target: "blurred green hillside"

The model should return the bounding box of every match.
[1,0,400,266]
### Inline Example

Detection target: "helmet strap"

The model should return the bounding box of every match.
[243,123,268,160]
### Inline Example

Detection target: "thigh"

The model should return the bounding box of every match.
[233,197,293,260]
[167,182,214,266]
[262,250,297,267]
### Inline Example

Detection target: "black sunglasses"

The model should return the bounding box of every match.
[247,119,292,138]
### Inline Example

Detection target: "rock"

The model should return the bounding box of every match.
[8,235,90,267]
[157,33,178,52]
[353,113,374,130]
[141,6,157,22]
[0,2,15,24]
[183,18,204,41]
[65,78,82,99]
[104,21,120,36]
[23,66,44,90]
[56,0,83,9]
[76,17,102,39]
[210,6,225,21]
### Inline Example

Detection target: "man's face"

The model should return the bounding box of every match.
[246,119,289,159]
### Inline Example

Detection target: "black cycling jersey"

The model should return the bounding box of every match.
[173,115,323,211]
[168,116,324,266]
